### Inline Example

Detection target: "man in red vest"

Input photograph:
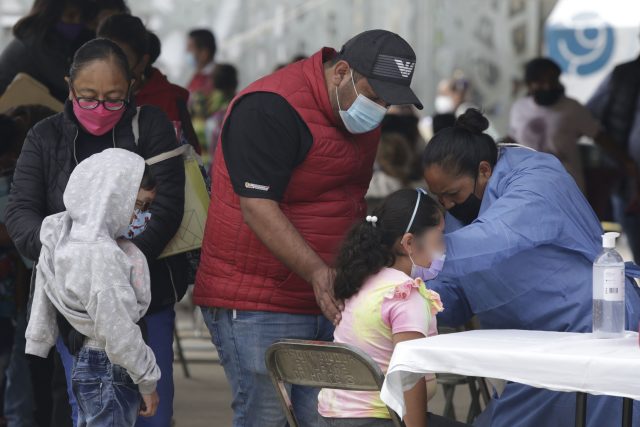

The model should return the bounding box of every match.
[194,30,422,426]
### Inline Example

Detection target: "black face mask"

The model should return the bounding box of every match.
[448,177,482,225]
[532,86,564,106]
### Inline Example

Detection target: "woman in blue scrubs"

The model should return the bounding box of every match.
[423,109,640,427]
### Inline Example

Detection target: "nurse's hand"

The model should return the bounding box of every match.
[311,266,343,326]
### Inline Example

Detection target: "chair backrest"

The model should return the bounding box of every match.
[265,339,404,427]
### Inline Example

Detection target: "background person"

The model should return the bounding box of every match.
[206,63,238,168]
[588,53,640,263]
[97,14,201,154]
[0,105,57,427]
[186,28,217,149]
[6,39,186,427]
[0,0,128,101]
[509,57,632,194]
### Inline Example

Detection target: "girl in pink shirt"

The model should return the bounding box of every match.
[318,189,467,427]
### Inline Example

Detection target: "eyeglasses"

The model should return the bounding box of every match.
[70,87,128,111]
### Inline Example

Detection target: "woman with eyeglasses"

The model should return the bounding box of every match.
[5,38,186,426]
[97,14,201,156]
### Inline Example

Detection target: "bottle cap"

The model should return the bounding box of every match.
[602,232,620,249]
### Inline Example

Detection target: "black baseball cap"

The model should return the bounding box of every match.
[338,30,423,110]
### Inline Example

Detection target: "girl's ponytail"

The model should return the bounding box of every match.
[334,216,394,300]
[333,189,442,300]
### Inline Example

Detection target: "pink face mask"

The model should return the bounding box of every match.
[73,101,125,136]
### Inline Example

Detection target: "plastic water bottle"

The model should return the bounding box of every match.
[593,232,625,338]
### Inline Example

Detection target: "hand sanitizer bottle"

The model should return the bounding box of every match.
[593,232,625,338]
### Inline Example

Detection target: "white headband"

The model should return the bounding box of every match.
[405,188,427,233]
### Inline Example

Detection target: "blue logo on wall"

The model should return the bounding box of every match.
[546,12,614,76]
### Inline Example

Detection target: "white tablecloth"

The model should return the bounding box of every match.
[381,329,640,418]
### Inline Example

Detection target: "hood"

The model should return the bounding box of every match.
[63,148,145,241]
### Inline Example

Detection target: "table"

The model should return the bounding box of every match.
[380,329,640,427]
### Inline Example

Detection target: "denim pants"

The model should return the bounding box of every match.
[72,347,140,427]
[201,307,334,427]
[59,306,176,427]
[4,311,35,427]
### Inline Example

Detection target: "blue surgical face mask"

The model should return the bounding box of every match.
[336,70,387,134]
[126,209,152,239]
[410,252,446,281]
[186,52,198,69]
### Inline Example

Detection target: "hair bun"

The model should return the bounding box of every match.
[455,108,489,134]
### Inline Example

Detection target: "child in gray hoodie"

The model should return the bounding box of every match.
[25,148,161,426]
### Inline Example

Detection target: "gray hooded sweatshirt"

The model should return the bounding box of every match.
[25,148,160,394]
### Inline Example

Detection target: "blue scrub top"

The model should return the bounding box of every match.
[430,146,640,427]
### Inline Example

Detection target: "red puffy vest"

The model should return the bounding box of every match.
[194,48,380,314]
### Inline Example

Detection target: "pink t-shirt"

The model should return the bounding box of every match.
[318,268,441,419]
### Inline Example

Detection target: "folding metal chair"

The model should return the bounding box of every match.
[265,339,405,427]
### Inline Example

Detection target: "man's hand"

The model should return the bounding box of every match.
[241,197,346,322]
[310,266,343,325]
[139,391,159,417]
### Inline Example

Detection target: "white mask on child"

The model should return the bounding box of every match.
[126,209,151,239]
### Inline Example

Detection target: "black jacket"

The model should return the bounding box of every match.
[601,56,640,151]
[0,29,93,102]
[6,101,188,313]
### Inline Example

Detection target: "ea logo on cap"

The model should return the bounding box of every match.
[395,59,415,78]
[546,12,614,76]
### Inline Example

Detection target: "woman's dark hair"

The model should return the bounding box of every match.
[334,189,443,300]
[96,14,149,62]
[14,0,87,39]
[140,164,156,191]
[95,0,130,14]
[189,29,216,59]
[423,108,498,178]
[213,64,238,97]
[0,115,20,158]
[69,38,131,83]
[432,113,456,134]
[525,57,561,84]
[147,31,162,65]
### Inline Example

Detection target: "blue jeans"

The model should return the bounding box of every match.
[59,306,176,427]
[72,347,140,427]
[4,311,35,427]
[201,307,334,427]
